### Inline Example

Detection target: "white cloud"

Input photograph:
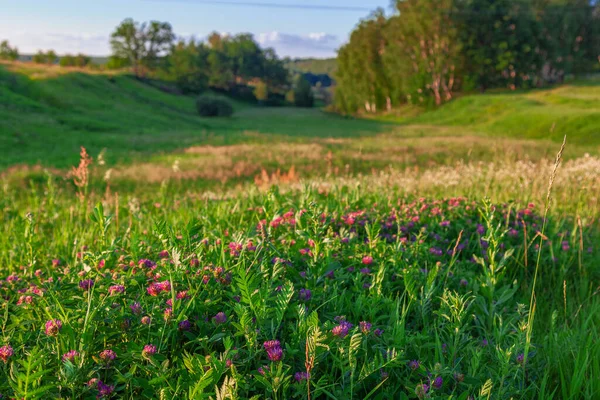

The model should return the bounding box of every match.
[256,31,339,58]
[1,30,338,58]
[0,31,109,56]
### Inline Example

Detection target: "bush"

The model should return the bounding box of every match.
[293,76,314,107]
[196,95,234,117]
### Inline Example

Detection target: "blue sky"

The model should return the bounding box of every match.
[0,0,390,58]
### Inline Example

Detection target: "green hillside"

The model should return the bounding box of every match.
[1,62,598,182]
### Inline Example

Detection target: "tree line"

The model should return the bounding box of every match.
[108,18,312,106]
[335,0,600,114]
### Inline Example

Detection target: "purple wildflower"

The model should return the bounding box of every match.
[62,350,79,363]
[213,312,227,324]
[299,288,312,302]
[130,302,142,315]
[359,321,372,334]
[96,381,114,398]
[294,371,310,382]
[178,320,192,331]
[332,321,353,338]
[0,345,14,363]
[263,340,283,362]
[99,349,116,365]
[142,344,157,358]
[108,285,125,295]
[44,319,63,336]
[408,360,420,371]
[79,279,94,290]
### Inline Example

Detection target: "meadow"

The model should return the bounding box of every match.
[1,62,599,399]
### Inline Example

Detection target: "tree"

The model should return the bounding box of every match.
[253,80,269,103]
[335,9,391,113]
[0,40,19,61]
[262,48,289,90]
[457,0,542,91]
[60,53,92,67]
[46,50,58,64]
[32,50,46,64]
[293,75,314,107]
[110,18,175,77]
[167,39,210,94]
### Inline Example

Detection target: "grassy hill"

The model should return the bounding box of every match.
[1,61,598,190]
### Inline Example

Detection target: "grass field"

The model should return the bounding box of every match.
[0,62,599,399]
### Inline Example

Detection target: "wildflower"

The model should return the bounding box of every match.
[96,380,114,398]
[99,349,116,365]
[130,302,142,315]
[176,290,189,300]
[298,288,311,302]
[476,224,485,235]
[79,279,94,290]
[138,259,156,269]
[226,359,233,367]
[332,321,353,338]
[108,285,125,295]
[159,250,169,258]
[362,256,373,265]
[415,383,429,400]
[454,372,464,382]
[561,241,570,251]
[0,345,14,363]
[360,321,372,334]
[459,278,468,287]
[163,308,173,321]
[141,316,151,325]
[432,376,443,389]
[481,338,489,347]
[52,259,61,267]
[408,360,420,371]
[429,247,443,256]
[516,353,525,365]
[360,267,371,275]
[258,366,267,375]
[44,319,63,336]
[294,371,310,382]
[228,242,243,256]
[213,312,227,324]
[17,295,33,306]
[178,320,192,331]
[263,340,283,362]
[97,259,105,269]
[142,344,157,358]
[374,328,383,336]
[62,350,79,363]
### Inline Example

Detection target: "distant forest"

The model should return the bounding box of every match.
[335,0,600,113]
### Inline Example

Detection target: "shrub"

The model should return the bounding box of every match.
[293,75,314,107]
[253,80,269,104]
[196,95,234,117]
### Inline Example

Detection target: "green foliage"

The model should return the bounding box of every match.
[31,50,47,64]
[284,57,337,75]
[0,40,19,61]
[59,53,91,68]
[110,18,175,77]
[0,176,597,398]
[166,39,210,94]
[292,75,314,107]
[335,0,600,113]
[253,80,269,102]
[196,94,234,117]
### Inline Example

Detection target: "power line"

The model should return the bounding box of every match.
[144,0,374,12]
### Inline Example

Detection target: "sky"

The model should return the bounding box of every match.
[0,0,390,58]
